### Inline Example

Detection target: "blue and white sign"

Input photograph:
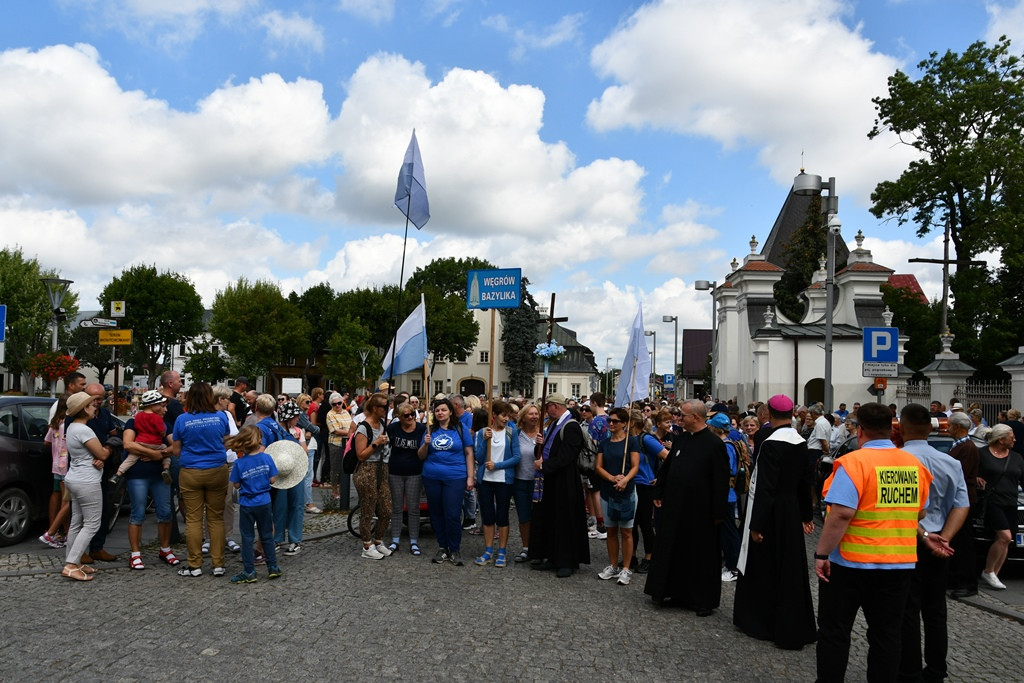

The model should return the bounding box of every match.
[466,268,522,310]
[0,304,5,342]
[863,327,899,362]
[664,373,675,389]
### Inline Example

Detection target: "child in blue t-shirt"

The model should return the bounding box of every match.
[226,426,281,583]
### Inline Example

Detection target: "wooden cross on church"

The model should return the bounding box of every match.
[539,292,568,409]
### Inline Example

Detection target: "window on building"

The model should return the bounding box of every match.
[412,379,422,396]
[179,343,187,356]
[479,351,489,363]
[500,382,511,396]
[286,356,296,366]
[434,380,444,396]
[211,345,219,355]
[548,383,557,394]
[571,383,581,398]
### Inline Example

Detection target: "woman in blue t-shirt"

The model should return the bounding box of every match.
[171,382,231,577]
[417,398,475,566]
[594,407,641,586]
[631,408,670,574]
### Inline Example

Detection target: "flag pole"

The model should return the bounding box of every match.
[386,194,413,395]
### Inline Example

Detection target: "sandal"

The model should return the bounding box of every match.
[387,542,399,553]
[494,549,508,568]
[129,556,145,570]
[61,566,93,581]
[77,564,97,574]
[514,550,529,563]
[410,543,422,556]
[226,540,241,553]
[474,549,493,566]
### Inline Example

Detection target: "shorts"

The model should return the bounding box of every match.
[53,475,65,491]
[601,490,638,528]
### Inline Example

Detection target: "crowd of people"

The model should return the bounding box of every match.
[41,368,1023,680]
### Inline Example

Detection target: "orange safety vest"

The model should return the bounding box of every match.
[822,447,932,565]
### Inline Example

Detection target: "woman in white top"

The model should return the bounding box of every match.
[62,392,113,581]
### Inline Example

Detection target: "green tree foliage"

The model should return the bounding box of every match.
[500,277,540,394]
[69,324,116,386]
[99,265,204,387]
[323,315,378,393]
[289,282,337,382]
[869,37,1024,369]
[404,257,492,367]
[335,285,404,351]
[772,197,846,322]
[0,248,78,391]
[210,278,310,378]
[879,284,941,373]
[181,338,229,384]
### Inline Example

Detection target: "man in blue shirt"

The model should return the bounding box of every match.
[896,404,970,683]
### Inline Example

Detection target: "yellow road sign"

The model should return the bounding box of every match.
[99,329,133,345]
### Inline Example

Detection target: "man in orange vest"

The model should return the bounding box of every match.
[814,402,933,683]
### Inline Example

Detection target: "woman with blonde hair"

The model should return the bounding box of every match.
[512,402,543,563]
[352,393,393,560]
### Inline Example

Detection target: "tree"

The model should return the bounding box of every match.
[500,276,540,394]
[289,282,337,384]
[209,278,310,379]
[335,285,404,351]
[99,265,205,388]
[772,197,847,322]
[181,338,229,384]
[869,37,1024,368]
[0,248,78,392]
[323,315,378,393]
[69,324,116,386]
[879,284,941,373]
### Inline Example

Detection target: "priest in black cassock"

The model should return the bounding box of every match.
[644,399,730,616]
[733,394,817,649]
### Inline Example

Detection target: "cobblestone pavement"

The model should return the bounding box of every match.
[2,495,1023,681]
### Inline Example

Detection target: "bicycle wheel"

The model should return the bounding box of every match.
[347,505,360,536]
[107,481,127,532]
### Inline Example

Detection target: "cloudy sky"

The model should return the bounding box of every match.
[2,0,1021,376]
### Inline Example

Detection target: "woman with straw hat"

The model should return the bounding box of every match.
[61,391,113,581]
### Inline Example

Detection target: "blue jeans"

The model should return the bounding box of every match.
[127,475,172,525]
[719,501,740,571]
[423,476,465,552]
[477,480,512,527]
[513,478,533,523]
[273,482,304,544]
[239,503,276,573]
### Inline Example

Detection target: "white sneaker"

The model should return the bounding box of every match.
[721,568,738,583]
[598,564,621,580]
[617,568,633,586]
[375,543,393,557]
[980,571,1006,590]
[362,545,384,560]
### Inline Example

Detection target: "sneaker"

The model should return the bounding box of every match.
[39,532,64,549]
[594,529,608,540]
[449,551,464,566]
[598,564,621,580]
[230,571,257,584]
[721,569,739,583]
[201,541,210,555]
[432,548,449,564]
[161,470,172,485]
[617,568,634,586]
[587,528,601,539]
[305,505,322,514]
[284,543,302,556]
[981,571,1007,590]
[177,566,202,577]
[462,519,476,531]
[267,566,282,579]
[362,545,385,560]
[108,474,122,487]
[635,558,651,574]
[374,543,392,557]
[212,567,226,577]
[468,526,483,535]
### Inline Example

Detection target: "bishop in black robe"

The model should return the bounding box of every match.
[733,425,817,649]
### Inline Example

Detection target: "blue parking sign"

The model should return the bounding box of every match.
[0,304,6,342]
[664,373,675,389]
[863,327,898,363]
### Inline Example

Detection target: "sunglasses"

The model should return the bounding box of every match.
[331,402,342,406]
[607,418,623,424]
[401,412,414,418]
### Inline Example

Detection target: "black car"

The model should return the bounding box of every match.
[0,396,56,545]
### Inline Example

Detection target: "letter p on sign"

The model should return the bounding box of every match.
[871,331,892,356]
[863,327,899,363]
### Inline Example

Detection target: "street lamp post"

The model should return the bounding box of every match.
[605,356,613,396]
[40,277,73,398]
[644,330,656,398]
[793,171,839,412]
[662,314,678,399]
[694,280,717,399]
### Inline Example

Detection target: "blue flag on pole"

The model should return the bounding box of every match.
[394,129,430,229]
[615,304,652,407]
[381,295,429,380]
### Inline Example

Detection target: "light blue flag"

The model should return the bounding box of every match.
[381,295,429,379]
[394,129,430,229]
[615,304,652,407]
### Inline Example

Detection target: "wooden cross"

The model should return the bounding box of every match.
[539,292,568,411]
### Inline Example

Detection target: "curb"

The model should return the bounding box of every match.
[955,592,1024,626]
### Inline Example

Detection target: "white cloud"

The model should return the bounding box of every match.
[338,0,395,24]
[483,12,584,59]
[258,10,325,55]
[68,0,255,47]
[986,1,1024,44]
[586,0,918,209]
[0,44,333,204]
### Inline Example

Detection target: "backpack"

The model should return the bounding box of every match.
[558,420,598,474]
[726,439,751,495]
[342,422,373,475]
